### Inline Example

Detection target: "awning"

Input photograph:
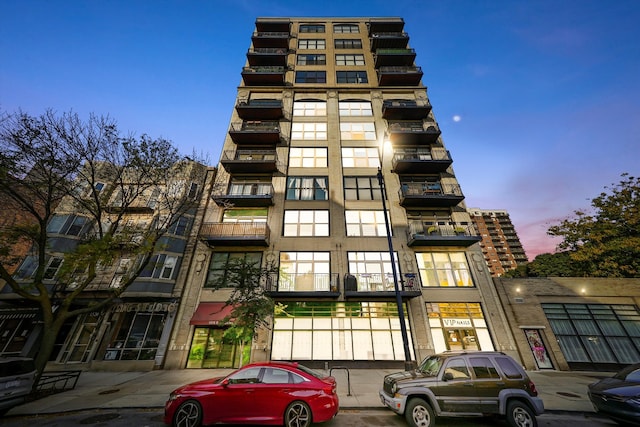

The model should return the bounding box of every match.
[189,302,235,326]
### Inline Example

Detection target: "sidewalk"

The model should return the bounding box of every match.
[6,368,605,417]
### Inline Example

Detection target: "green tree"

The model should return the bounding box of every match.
[206,256,278,366]
[547,173,640,277]
[0,109,206,382]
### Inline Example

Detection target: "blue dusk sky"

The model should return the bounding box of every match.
[1,0,639,259]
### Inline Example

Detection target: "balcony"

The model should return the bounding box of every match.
[212,183,274,207]
[377,66,423,86]
[241,66,287,86]
[247,48,290,67]
[374,48,416,67]
[229,121,281,145]
[200,222,270,247]
[236,99,284,120]
[399,182,465,207]
[392,149,452,174]
[406,223,481,247]
[387,121,441,145]
[369,32,410,51]
[368,18,405,35]
[263,273,340,298]
[219,150,277,173]
[382,100,431,120]
[344,273,421,299]
[251,31,291,49]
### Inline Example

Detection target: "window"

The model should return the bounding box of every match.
[188,183,199,199]
[416,252,474,287]
[43,256,64,280]
[284,210,329,236]
[347,251,400,292]
[345,211,387,237]
[341,147,380,168]
[340,122,376,140]
[334,24,359,33]
[262,368,295,384]
[335,39,362,49]
[289,147,327,167]
[443,358,470,380]
[222,208,268,224]
[298,39,326,49]
[168,217,191,236]
[336,54,365,66]
[160,256,177,279]
[344,176,382,200]
[295,71,326,83]
[47,214,92,237]
[286,177,328,200]
[103,310,166,361]
[205,252,262,288]
[337,71,368,83]
[297,54,326,65]
[300,24,325,33]
[293,101,326,116]
[291,122,327,140]
[279,252,330,292]
[470,357,500,379]
[141,254,179,280]
[229,178,272,196]
[339,101,372,116]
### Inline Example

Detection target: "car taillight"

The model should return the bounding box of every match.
[323,382,337,395]
[528,380,538,396]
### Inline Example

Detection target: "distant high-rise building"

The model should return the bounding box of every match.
[469,208,529,276]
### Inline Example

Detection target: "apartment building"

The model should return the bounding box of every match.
[469,208,529,276]
[164,17,520,370]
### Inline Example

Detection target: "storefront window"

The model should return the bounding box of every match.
[426,303,493,353]
[104,311,165,361]
[186,327,246,368]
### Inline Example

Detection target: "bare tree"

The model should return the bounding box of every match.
[0,109,207,380]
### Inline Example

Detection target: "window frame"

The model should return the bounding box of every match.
[295,71,327,84]
[284,210,329,237]
[336,71,368,84]
[335,54,365,66]
[298,39,326,50]
[289,147,328,168]
[286,176,329,200]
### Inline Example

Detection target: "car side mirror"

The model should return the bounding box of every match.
[221,378,230,386]
[443,372,454,381]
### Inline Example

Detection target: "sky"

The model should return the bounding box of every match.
[1,0,639,260]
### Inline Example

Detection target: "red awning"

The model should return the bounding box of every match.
[190,302,235,326]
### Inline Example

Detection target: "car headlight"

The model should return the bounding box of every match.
[167,392,180,402]
[390,383,397,395]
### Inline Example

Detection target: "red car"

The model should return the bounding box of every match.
[164,361,339,427]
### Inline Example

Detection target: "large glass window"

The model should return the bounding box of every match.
[293,101,327,116]
[426,303,493,353]
[340,122,376,140]
[345,210,387,237]
[344,176,382,201]
[286,177,328,200]
[284,210,329,236]
[334,24,359,33]
[339,101,372,116]
[228,178,272,196]
[272,302,414,361]
[347,251,400,292]
[341,147,380,168]
[335,39,362,49]
[289,147,328,167]
[291,122,327,140]
[279,252,330,292]
[187,327,246,368]
[298,39,326,49]
[337,71,368,83]
[47,214,92,236]
[103,310,166,361]
[297,54,326,65]
[205,252,263,288]
[295,71,326,83]
[140,254,180,280]
[336,54,365,66]
[416,252,473,287]
[222,208,268,223]
[300,24,325,33]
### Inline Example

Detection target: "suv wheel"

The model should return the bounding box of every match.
[506,400,537,427]
[405,397,435,427]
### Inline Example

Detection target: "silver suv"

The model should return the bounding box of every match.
[379,351,544,427]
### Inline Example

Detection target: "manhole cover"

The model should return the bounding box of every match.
[557,391,582,398]
[79,413,121,424]
[98,388,120,395]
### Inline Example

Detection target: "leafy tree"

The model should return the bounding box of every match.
[207,256,278,366]
[546,173,640,277]
[503,252,583,277]
[0,109,206,381]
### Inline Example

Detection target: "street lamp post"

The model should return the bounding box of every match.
[377,166,414,371]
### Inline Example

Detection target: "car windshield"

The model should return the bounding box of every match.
[296,364,323,380]
[417,356,442,376]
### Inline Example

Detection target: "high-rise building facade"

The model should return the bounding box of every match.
[469,208,529,277]
[165,17,518,370]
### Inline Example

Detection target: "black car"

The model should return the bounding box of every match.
[588,363,640,426]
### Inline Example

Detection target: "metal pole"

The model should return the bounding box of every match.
[377,167,413,371]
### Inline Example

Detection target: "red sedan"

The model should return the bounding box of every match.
[164,361,339,427]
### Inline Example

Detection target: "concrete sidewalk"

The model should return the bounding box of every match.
[6,368,605,417]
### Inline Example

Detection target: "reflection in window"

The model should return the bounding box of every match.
[286,177,328,200]
[341,147,380,168]
[284,210,329,237]
[289,147,328,167]
[416,252,473,287]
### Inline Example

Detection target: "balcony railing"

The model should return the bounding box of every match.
[200,222,270,247]
[374,48,416,67]
[387,121,441,145]
[406,222,481,247]
[399,182,465,207]
[220,149,278,173]
[392,149,452,173]
[344,273,421,298]
[211,183,274,207]
[241,66,287,86]
[369,32,410,50]
[247,47,290,66]
[229,121,281,144]
[263,273,339,293]
[377,66,423,86]
[382,99,432,119]
[235,99,284,120]
[251,31,291,49]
